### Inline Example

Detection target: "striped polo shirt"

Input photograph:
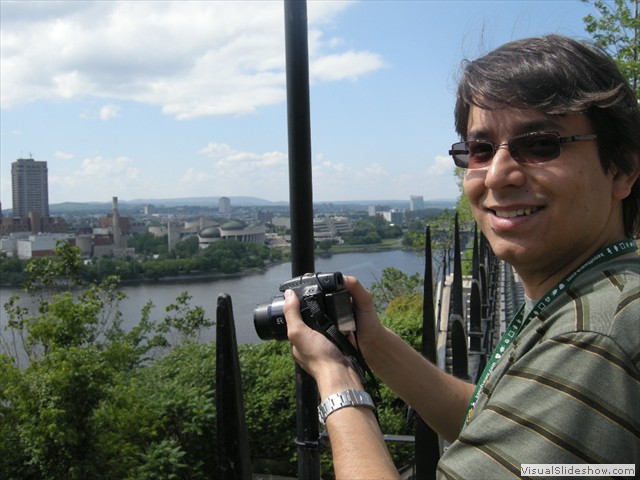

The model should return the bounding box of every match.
[437,255,640,479]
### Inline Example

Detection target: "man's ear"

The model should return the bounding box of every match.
[612,157,640,201]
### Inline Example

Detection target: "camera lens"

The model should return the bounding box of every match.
[253,297,288,341]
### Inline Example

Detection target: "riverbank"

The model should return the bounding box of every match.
[121,240,408,285]
[327,237,405,254]
[0,239,411,287]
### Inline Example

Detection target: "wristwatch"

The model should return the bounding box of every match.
[317,389,376,425]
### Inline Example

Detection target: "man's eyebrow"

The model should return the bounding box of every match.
[515,119,564,135]
[466,119,565,140]
[466,130,489,141]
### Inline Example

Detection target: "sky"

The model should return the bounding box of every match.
[0,0,596,208]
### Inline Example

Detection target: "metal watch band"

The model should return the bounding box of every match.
[317,389,376,425]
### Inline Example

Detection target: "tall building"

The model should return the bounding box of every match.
[112,196,122,248]
[219,196,231,214]
[410,195,424,211]
[12,158,49,219]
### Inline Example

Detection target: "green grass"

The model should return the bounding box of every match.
[317,238,404,254]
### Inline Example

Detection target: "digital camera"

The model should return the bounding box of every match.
[253,272,356,341]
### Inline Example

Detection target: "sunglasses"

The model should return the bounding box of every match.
[449,131,597,169]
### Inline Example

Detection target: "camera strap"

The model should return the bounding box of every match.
[304,297,382,409]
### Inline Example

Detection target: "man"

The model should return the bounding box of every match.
[284,35,639,479]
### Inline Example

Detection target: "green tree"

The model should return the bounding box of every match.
[1,245,178,478]
[23,241,84,293]
[370,267,424,312]
[318,239,334,252]
[376,293,425,473]
[240,341,297,474]
[583,0,639,97]
[95,342,218,480]
[0,254,28,285]
[454,168,474,230]
[173,235,200,259]
[403,209,455,252]
[127,232,169,256]
[158,291,213,345]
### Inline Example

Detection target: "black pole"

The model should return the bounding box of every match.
[415,226,440,479]
[447,213,468,380]
[216,294,252,479]
[421,227,437,363]
[449,213,463,316]
[284,1,320,478]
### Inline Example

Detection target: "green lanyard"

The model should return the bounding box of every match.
[464,238,638,427]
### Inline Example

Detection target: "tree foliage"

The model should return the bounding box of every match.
[454,168,474,229]
[370,267,424,312]
[126,232,169,256]
[342,217,402,245]
[0,244,215,478]
[0,254,28,286]
[583,0,639,97]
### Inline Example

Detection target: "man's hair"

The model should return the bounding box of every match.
[454,34,640,237]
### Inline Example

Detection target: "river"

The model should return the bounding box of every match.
[0,250,427,348]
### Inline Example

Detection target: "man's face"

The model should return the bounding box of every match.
[463,105,630,294]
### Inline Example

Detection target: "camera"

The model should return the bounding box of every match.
[253,272,356,341]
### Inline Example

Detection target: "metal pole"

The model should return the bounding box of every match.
[449,213,463,317]
[415,226,440,479]
[283,1,320,477]
[421,227,437,363]
[216,294,253,479]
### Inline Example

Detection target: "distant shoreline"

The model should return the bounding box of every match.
[0,242,408,288]
[117,243,406,285]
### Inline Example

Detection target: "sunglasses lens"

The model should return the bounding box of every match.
[510,133,561,163]
[467,141,494,168]
[450,141,495,168]
[450,133,566,168]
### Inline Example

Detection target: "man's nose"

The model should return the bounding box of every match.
[484,145,526,189]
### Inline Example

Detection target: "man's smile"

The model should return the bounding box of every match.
[491,206,541,218]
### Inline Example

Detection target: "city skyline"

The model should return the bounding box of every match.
[1,1,594,208]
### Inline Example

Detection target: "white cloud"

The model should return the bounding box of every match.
[363,162,388,177]
[180,167,214,185]
[428,155,455,175]
[197,143,236,160]
[99,104,121,120]
[198,142,287,172]
[79,104,121,121]
[83,156,138,181]
[182,142,289,198]
[52,155,138,185]
[48,155,144,202]
[311,50,386,82]
[0,1,381,119]
[313,158,350,176]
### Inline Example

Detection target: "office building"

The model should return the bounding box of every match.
[12,158,49,219]
[219,196,231,214]
[410,195,424,211]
